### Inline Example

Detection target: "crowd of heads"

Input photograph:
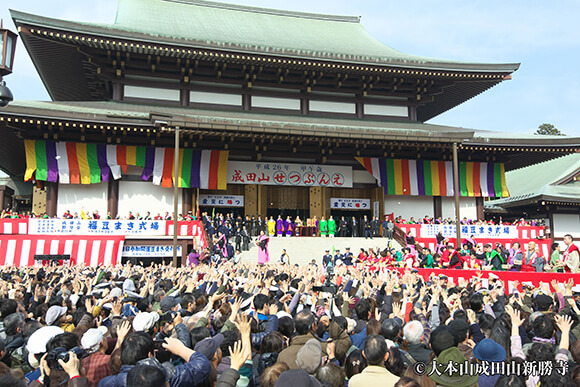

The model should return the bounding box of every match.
[0,259,577,386]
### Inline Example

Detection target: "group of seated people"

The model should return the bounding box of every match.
[1,258,580,386]
[395,215,545,227]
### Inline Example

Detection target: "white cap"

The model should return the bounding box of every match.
[133,312,160,332]
[81,328,105,353]
[110,288,123,299]
[27,326,65,355]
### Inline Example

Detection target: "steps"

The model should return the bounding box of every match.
[237,236,403,266]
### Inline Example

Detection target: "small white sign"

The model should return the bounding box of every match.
[122,245,182,257]
[330,198,371,210]
[198,195,244,207]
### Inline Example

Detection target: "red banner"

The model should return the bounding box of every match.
[390,267,580,294]
[0,235,125,267]
[0,219,28,235]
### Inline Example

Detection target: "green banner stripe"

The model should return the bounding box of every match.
[386,159,396,195]
[35,140,47,181]
[136,146,146,167]
[423,160,432,196]
[493,163,502,197]
[181,149,193,188]
[86,143,101,183]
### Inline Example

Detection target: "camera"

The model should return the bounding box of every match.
[0,81,13,108]
[46,347,86,370]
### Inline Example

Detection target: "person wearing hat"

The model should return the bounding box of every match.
[427,346,478,387]
[296,339,322,375]
[322,250,332,267]
[274,369,321,387]
[343,248,353,266]
[349,335,399,386]
[472,338,507,386]
[24,326,64,385]
[45,305,74,332]
[82,321,131,387]
[333,249,343,266]
[194,334,224,368]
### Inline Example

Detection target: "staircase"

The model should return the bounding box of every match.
[238,236,403,266]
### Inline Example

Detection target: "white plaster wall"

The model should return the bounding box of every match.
[118,181,182,219]
[384,196,433,219]
[57,183,107,217]
[252,96,300,110]
[553,213,580,238]
[125,85,180,101]
[309,100,355,114]
[442,197,477,221]
[364,104,408,117]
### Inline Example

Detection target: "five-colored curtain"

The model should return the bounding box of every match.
[356,157,509,197]
[24,140,229,190]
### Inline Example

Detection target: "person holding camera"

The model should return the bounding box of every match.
[35,351,89,387]
[97,333,211,387]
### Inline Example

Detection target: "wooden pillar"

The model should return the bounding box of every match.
[46,182,58,218]
[257,185,268,217]
[322,187,331,219]
[433,196,442,220]
[182,188,193,216]
[245,184,258,217]
[309,187,323,220]
[0,187,5,211]
[107,179,119,219]
[452,143,461,244]
[371,187,385,219]
[476,197,484,221]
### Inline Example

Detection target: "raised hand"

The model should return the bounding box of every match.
[229,340,249,371]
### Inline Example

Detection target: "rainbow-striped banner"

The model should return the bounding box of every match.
[355,157,509,198]
[24,140,229,190]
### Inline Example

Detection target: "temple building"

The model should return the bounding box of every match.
[1,0,579,223]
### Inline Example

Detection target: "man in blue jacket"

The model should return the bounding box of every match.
[98,332,210,387]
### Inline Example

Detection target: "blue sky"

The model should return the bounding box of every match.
[1,0,579,136]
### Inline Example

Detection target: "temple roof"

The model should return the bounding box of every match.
[11,0,519,72]
[486,154,580,207]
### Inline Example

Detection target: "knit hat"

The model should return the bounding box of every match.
[275,369,322,387]
[296,339,322,375]
[428,347,479,387]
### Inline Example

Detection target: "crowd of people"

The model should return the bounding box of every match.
[1,256,580,387]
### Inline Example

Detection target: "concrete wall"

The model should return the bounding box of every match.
[553,213,580,238]
[57,183,107,217]
[384,196,433,219]
[442,197,477,220]
[118,181,182,219]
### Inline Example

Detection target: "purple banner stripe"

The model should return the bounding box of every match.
[96,144,110,182]
[378,159,388,191]
[487,162,496,198]
[190,149,202,188]
[417,160,425,196]
[141,147,156,180]
[45,141,58,182]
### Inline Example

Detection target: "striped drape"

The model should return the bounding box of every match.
[24,140,229,190]
[355,157,509,198]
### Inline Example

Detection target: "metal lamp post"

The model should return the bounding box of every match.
[0,20,17,107]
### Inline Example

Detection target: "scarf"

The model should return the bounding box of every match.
[532,336,556,345]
